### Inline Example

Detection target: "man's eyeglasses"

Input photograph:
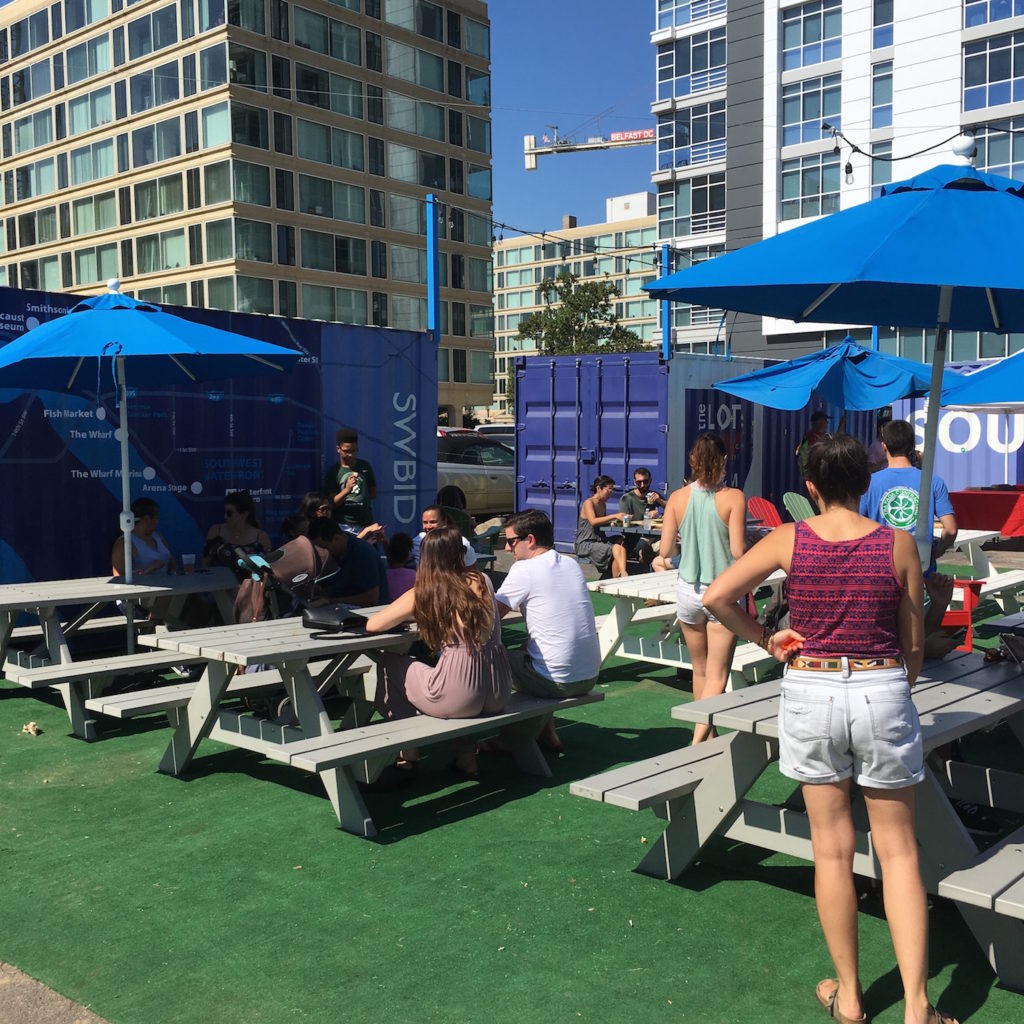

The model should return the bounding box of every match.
[504,535,525,548]
[635,479,650,489]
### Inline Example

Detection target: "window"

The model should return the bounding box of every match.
[17,206,57,248]
[200,43,227,89]
[467,164,491,200]
[20,256,60,291]
[965,1,1024,29]
[131,117,180,168]
[205,160,231,202]
[469,352,492,385]
[871,141,892,199]
[468,256,491,292]
[465,67,489,105]
[964,33,1024,111]
[330,19,361,65]
[388,142,444,187]
[70,138,114,185]
[655,0,726,30]
[301,284,368,324]
[466,115,490,153]
[202,101,230,147]
[871,61,892,129]
[386,91,444,141]
[782,0,841,71]
[466,211,490,247]
[465,18,489,58]
[452,349,467,383]
[137,227,186,272]
[391,243,426,283]
[12,59,52,107]
[656,27,726,101]
[130,60,179,114]
[68,85,112,135]
[199,0,265,33]
[134,173,183,220]
[656,99,726,169]
[75,242,118,284]
[385,39,443,92]
[385,0,443,42]
[975,119,1024,182]
[782,74,840,146]
[469,304,493,338]
[392,295,426,330]
[230,44,267,92]
[657,172,726,238]
[873,0,893,48]
[66,0,109,34]
[232,103,269,148]
[781,152,840,221]
[206,217,233,260]
[299,228,365,274]
[67,34,111,85]
[234,160,271,205]
[11,11,49,57]
[72,191,116,234]
[294,7,329,53]
[127,4,177,60]
[14,110,52,154]
[235,218,272,261]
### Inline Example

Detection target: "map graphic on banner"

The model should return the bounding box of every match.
[0,286,437,584]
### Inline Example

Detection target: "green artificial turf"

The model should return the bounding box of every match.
[1,608,1021,1023]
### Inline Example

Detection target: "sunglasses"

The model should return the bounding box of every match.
[504,535,525,548]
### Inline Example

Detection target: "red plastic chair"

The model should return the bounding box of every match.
[941,579,983,653]
[748,496,783,529]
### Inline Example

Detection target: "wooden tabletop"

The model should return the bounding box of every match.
[0,567,238,611]
[139,615,414,667]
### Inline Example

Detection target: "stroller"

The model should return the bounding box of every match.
[220,535,337,624]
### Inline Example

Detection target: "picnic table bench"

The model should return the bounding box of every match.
[572,650,1024,990]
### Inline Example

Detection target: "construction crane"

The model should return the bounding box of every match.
[524,125,655,170]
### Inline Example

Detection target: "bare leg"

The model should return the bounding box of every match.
[862,786,932,1024]
[611,541,628,578]
[679,619,710,743]
[803,780,865,1023]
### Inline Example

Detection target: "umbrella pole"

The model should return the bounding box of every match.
[916,289,951,572]
[116,356,136,654]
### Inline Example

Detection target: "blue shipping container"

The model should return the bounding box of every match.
[0,286,437,584]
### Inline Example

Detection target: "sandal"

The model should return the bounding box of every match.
[925,1007,959,1024]
[816,979,867,1024]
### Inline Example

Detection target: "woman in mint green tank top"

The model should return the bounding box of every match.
[658,433,746,744]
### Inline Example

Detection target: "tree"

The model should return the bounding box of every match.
[518,272,648,356]
[506,271,648,407]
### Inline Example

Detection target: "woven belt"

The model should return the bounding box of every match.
[790,656,904,673]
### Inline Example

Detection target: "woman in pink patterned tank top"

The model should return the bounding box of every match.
[704,435,956,1024]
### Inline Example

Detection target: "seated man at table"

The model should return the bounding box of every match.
[307,518,383,607]
[860,418,958,571]
[490,509,600,754]
[618,466,664,569]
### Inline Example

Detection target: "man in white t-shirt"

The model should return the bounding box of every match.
[494,509,600,753]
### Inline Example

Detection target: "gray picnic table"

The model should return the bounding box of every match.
[0,568,238,738]
[655,652,1024,989]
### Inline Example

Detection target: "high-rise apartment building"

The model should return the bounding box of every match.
[489,192,659,420]
[653,0,1024,362]
[0,0,493,421]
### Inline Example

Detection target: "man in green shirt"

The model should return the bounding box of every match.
[617,467,665,569]
[324,428,377,529]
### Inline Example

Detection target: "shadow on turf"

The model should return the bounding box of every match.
[162,715,692,842]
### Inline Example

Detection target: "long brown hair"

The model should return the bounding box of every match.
[414,526,493,650]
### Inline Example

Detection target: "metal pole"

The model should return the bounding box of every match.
[661,243,672,361]
[116,356,136,653]
[426,193,441,346]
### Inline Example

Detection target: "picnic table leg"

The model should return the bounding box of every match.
[320,767,378,838]
[636,732,775,881]
[597,597,641,661]
[499,716,551,778]
[38,610,102,741]
[158,662,233,775]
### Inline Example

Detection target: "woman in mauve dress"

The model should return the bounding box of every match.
[366,524,512,778]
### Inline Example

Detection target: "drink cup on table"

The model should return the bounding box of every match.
[182,553,196,574]
[622,513,632,527]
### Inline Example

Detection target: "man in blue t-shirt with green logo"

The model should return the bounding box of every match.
[860,418,957,570]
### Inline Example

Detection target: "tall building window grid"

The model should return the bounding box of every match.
[973,118,1024,182]
[963,32,1024,111]
[870,141,892,200]
[0,4,494,349]
[656,27,726,101]
[657,171,726,239]
[655,0,726,31]
[781,74,840,147]
[782,0,842,72]
[965,0,1024,29]
[872,0,893,49]
[871,60,892,129]
[780,151,840,222]
[656,98,726,170]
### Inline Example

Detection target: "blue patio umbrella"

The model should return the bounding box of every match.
[0,282,301,587]
[645,162,1024,563]
[713,337,945,411]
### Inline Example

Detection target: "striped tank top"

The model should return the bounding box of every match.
[787,521,903,659]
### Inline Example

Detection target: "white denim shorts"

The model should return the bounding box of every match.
[778,665,924,790]
[675,578,740,626]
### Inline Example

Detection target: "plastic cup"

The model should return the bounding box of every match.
[182,553,196,574]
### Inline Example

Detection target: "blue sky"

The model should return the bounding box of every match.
[489,1,656,238]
